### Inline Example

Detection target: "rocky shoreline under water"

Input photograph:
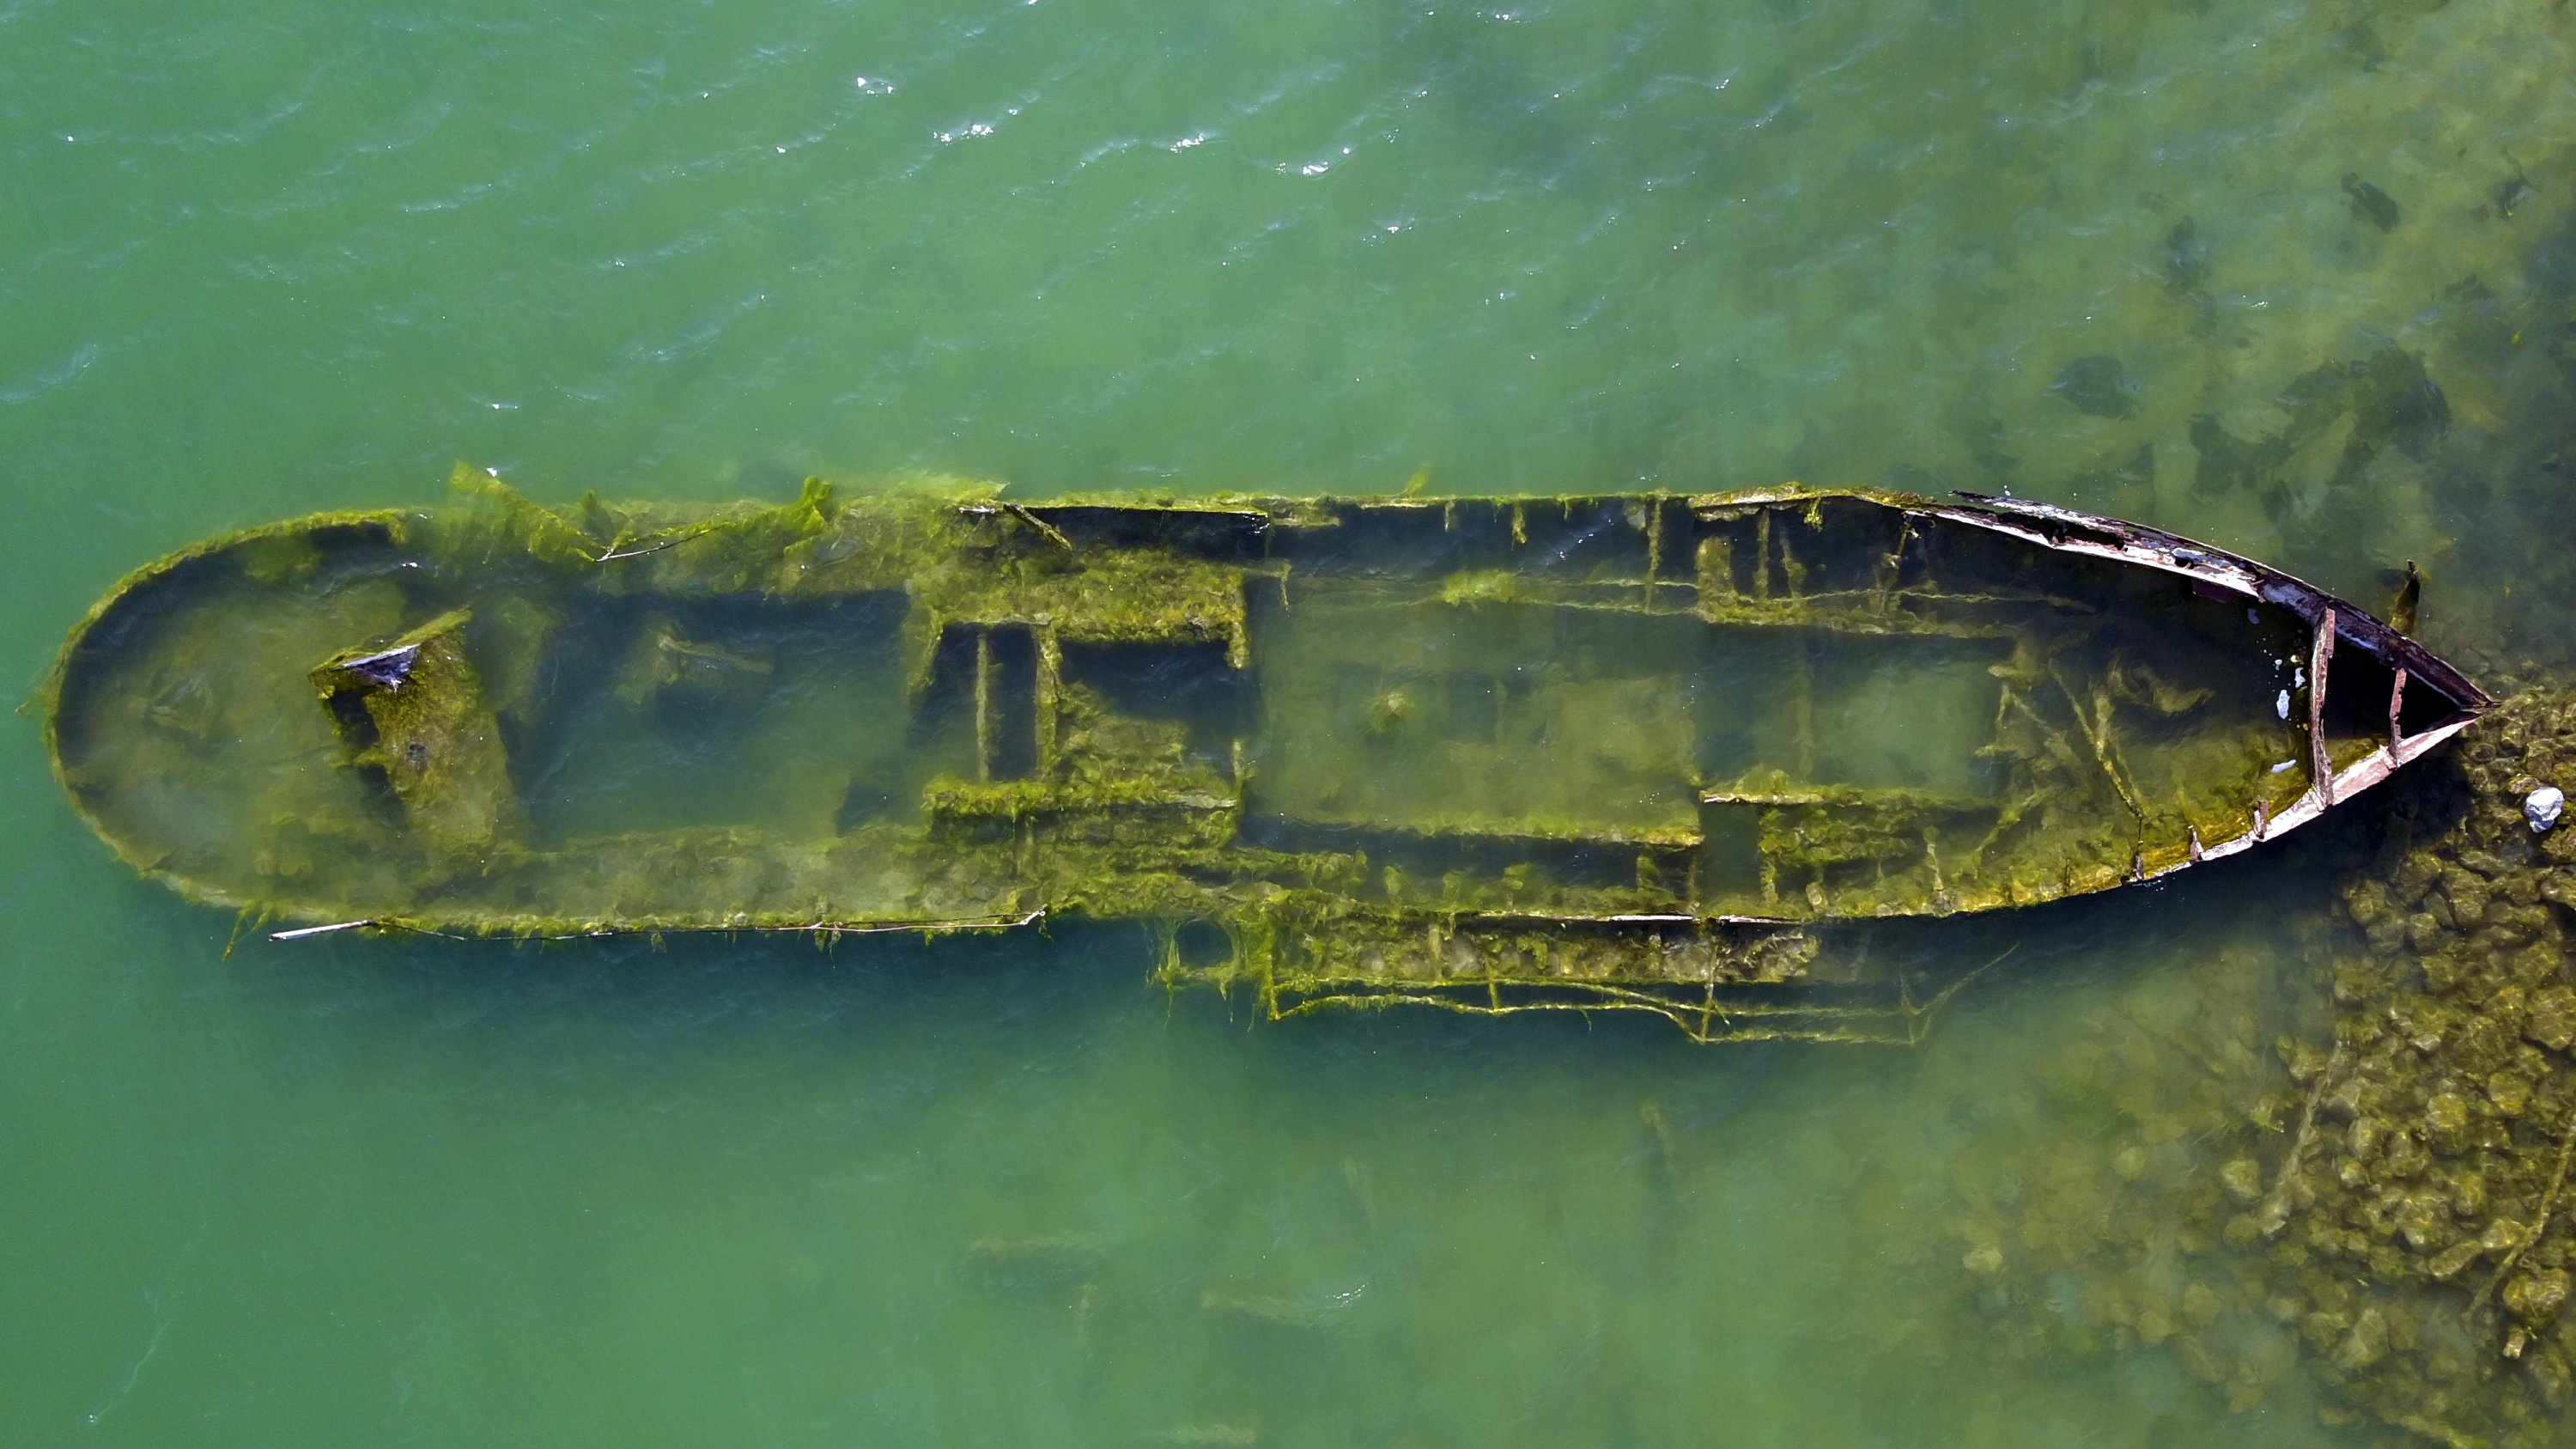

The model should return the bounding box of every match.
[1939,684,2576,1446]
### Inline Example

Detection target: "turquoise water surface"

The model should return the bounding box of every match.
[7,0,2576,1443]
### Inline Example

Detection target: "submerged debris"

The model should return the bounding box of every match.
[2162,217,2211,296]
[2053,354,2140,419]
[2344,172,2403,233]
[309,610,522,863]
[2190,346,2451,514]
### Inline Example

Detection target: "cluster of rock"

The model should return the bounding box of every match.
[2281,686,2576,1442]
[1935,924,2320,1416]
[1943,685,2576,1446]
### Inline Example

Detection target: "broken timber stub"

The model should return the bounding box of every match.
[310,609,524,862]
[39,469,2491,1042]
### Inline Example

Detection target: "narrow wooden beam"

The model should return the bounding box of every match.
[974,630,993,783]
[2308,608,2338,808]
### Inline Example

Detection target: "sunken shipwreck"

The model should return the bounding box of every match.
[42,467,2486,1043]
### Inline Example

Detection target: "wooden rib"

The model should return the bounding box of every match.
[2390,666,2409,748]
[1643,498,1662,609]
[2049,666,2150,862]
[1000,501,1073,551]
[2308,608,2337,809]
[974,630,993,783]
[270,908,1048,944]
[1034,623,1061,776]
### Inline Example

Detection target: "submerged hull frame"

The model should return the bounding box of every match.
[41,476,2489,1042]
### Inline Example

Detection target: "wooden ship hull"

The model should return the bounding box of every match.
[42,470,2489,1040]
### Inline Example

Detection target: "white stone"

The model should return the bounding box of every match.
[2529,785,2566,833]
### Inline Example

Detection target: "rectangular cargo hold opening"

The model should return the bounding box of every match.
[510,590,920,844]
[1242,573,2012,866]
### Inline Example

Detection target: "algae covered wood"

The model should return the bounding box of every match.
[40,468,2489,1041]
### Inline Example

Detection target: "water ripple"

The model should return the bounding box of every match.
[0,340,95,405]
[393,168,530,216]
[183,64,329,149]
[305,94,454,180]
[629,288,776,367]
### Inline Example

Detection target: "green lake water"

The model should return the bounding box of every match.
[7,0,2576,1443]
